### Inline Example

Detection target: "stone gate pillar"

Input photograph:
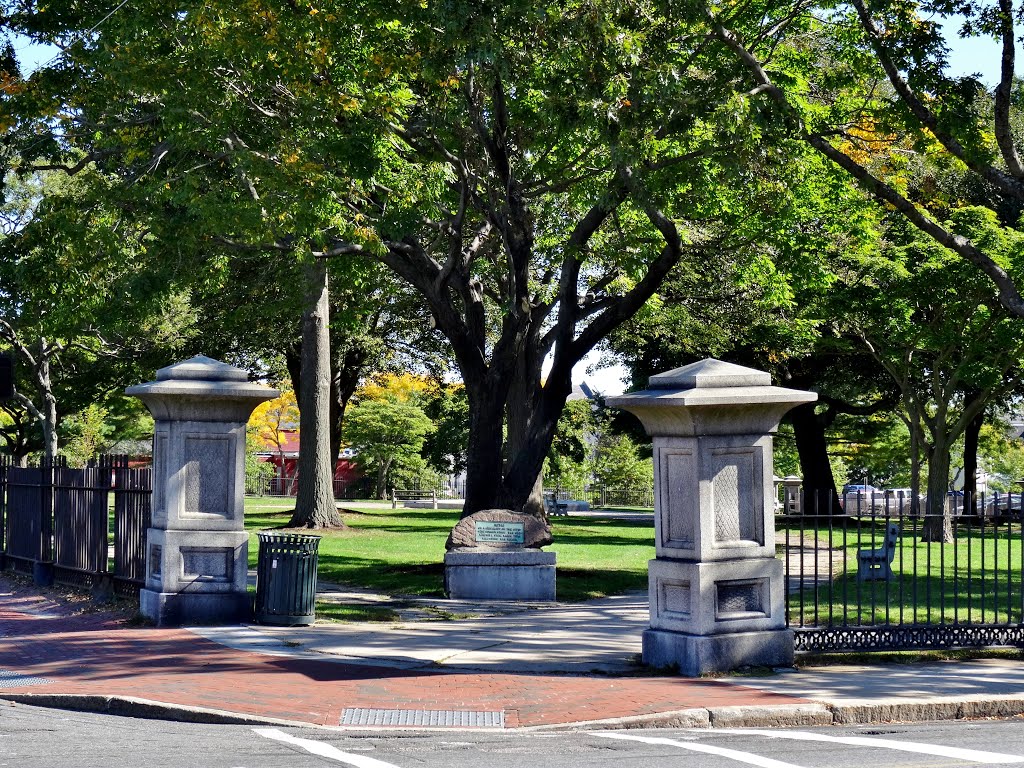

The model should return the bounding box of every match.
[607,359,816,675]
[127,356,278,626]
[782,475,803,515]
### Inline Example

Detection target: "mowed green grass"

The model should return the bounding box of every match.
[243,497,654,602]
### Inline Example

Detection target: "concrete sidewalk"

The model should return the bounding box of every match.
[2,581,1024,730]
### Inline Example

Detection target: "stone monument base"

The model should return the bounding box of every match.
[444,549,556,601]
[642,627,795,676]
[140,589,252,627]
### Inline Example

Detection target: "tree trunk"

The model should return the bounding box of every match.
[788,402,842,516]
[376,457,390,499]
[502,349,547,518]
[289,337,363,473]
[461,383,508,516]
[922,437,954,542]
[289,260,343,529]
[962,409,984,512]
[908,412,922,517]
[330,342,367,466]
[32,344,58,460]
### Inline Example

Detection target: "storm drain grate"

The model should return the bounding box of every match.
[0,670,51,688]
[341,708,505,728]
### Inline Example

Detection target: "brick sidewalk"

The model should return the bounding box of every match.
[0,598,809,728]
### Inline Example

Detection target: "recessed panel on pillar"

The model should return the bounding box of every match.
[715,578,769,621]
[181,546,233,584]
[656,445,697,557]
[710,447,763,547]
[659,579,692,621]
[183,434,231,518]
[152,429,170,525]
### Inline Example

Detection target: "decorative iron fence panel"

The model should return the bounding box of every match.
[113,465,152,586]
[0,456,152,592]
[5,465,50,569]
[53,463,110,576]
[0,455,7,553]
[781,489,1024,652]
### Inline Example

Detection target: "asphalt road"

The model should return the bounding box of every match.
[3,704,1024,768]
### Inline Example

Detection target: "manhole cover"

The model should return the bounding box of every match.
[0,670,51,689]
[341,708,505,728]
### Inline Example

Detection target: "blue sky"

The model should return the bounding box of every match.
[940,16,1004,84]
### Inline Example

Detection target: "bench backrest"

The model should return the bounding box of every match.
[393,489,435,499]
[882,522,900,560]
[542,493,559,516]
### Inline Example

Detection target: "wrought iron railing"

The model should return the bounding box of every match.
[547,485,655,509]
[0,455,151,595]
[780,489,1024,652]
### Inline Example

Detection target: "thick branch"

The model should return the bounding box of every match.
[994,0,1024,177]
[571,203,686,360]
[710,12,1024,318]
[851,0,1024,196]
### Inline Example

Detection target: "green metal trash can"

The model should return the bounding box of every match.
[255,532,321,626]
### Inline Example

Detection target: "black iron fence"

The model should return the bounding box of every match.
[0,455,152,595]
[245,474,461,501]
[547,485,655,509]
[781,488,1024,652]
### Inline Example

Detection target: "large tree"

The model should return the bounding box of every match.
[848,210,1024,539]
[0,166,195,458]
[367,2,809,516]
[2,0,407,525]
[4,0,805,519]
[708,0,1024,317]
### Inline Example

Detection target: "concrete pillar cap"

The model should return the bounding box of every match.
[606,358,816,437]
[155,355,250,383]
[649,358,772,389]
[126,356,278,421]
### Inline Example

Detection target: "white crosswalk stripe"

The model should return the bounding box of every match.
[593,732,810,768]
[702,728,1024,764]
[253,727,402,768]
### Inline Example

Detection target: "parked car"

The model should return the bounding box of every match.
[983,493,1022,516]
[843,484,880,495]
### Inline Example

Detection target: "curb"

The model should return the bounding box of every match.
[829,696,1024,725]
[0,694,322,729]
[5,693,1024,731]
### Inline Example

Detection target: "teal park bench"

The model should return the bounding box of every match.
[857,522,901,582]
[543,492,569,517]
[391,489,439,509]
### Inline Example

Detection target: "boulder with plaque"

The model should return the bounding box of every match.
[443,509,556,601]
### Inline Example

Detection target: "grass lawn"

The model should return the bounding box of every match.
[243,497,654,602]
[780,517,1024,626]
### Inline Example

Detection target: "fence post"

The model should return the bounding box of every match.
[33,457,55,586]
[0,454,7,565]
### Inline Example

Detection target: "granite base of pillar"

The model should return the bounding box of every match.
[444,549,556,601]
[642,627,795,676]
[140,589,252,627]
